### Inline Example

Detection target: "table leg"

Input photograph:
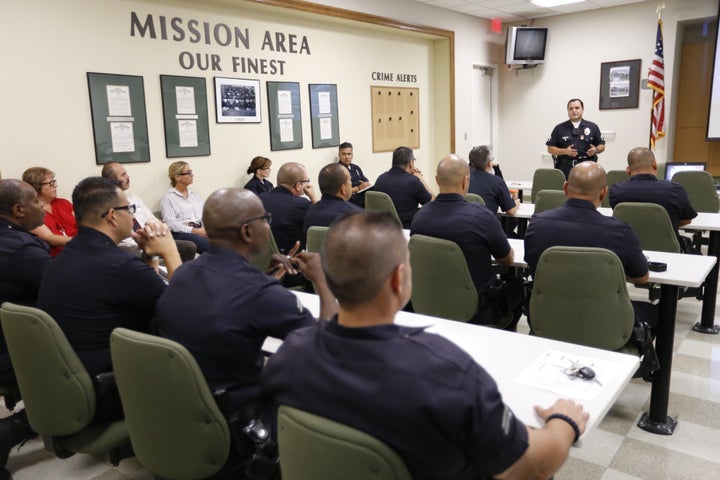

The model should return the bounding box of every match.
[637,284,678,435]
[693,230,720,334]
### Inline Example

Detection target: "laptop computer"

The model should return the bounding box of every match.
[664,162,706,181]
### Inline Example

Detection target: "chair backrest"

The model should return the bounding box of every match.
[531,168,565,203]
[612,202,681,253]
[0,302,96,436]
[464,193,485,206]
[278,405,411,480]
[671,170,720,213]
[533,190,566,213]
[365,191,401,224]
[250,229,280,271]
[407,234,478,322]
[602,170,630,207]
[110,328,230,480]
[529,246,634,350]
[306,226,329,253]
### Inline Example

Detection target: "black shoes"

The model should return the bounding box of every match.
[0,410,35,479]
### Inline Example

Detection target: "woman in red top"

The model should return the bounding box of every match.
[22,167,78,257]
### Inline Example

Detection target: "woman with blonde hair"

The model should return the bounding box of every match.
[22,166,78,256]
[243,156,273,195]
[159,161,208,253]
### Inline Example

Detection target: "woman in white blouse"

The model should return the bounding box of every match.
[160,161,209,253]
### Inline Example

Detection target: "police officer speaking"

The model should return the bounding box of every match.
[546,98,605,178]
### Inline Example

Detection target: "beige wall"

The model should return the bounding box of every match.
[2,0,446,207]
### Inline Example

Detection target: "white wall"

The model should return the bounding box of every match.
[496,0,718,180]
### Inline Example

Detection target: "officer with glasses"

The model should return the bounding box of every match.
[38,177,181,423]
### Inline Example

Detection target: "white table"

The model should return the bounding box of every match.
[265,291,639,441]
[505,180,532,202]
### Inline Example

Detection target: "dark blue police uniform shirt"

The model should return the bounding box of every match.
[524,198,648,278]
[374,166,432,227]
[546,119,605,162]
[608,174,697,234]
[411,193,511,292]
[341,162,369,188]
[260,187,312,253]
[157,244,314,408]
[37,227,166,375]
[0,217,51,307]
[468,167,515,213]
[303,194,361,237]
[263,319,529,480]
[243,176,274,196]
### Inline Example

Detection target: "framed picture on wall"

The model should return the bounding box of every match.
[87,72,150,164]
[309,84,340,148]
[599,59,641,110]
[213,77,261,123]
[267,81,303,151]
[160,75,211,157]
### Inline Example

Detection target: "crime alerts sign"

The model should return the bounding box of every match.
[130,12,312,75]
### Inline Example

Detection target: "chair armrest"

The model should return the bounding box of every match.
[92,372,117,399]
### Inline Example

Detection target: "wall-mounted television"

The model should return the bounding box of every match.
[506,26,548,66]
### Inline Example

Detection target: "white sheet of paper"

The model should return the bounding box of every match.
[514,350,617,401]
[106,85,132,116]
[110,122,135,152]
[277,90,292,114]
[318,91,331,114]
[320,117,332,140]
[279,118,294,142]
[175,86,196,115]
[178,120,198,147]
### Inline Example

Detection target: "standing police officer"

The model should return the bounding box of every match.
[546,98,605,178]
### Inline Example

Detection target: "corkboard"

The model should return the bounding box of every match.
[371,86,419,152]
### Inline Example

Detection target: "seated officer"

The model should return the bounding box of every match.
[156,188,337,411]
[259,162,318,254]
[262,210,589,480]
[524,162,658,348]
[303,163,360,238]
[337,142,371,207]
[411,154,520,326]
[374,146,434,228]
[609,147,697,251]
[468,145,520,216]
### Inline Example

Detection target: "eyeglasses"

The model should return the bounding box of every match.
[101,204,137,218]
[177,170,193,176]
[297,179,310,184]
[241,212,272,226]
[40,179,57,187]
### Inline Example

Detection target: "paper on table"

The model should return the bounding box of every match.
[514,350,618,400]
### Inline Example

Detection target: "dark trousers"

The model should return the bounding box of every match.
[172,232,210,253]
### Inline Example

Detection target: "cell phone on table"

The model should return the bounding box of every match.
[648,261,667,272]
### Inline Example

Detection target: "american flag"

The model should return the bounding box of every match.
[648,19,665,149]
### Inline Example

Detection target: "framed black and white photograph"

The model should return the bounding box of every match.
[213,77,261,123]
[309,84,340,148]
[599,59,641,110]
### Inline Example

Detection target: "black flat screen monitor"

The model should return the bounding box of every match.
[664,161,706,181]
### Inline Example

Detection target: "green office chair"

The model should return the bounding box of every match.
[602,170,630,207]
[278,405,411,480]
[530,247,637,353]
[365,191,402,224]
[533,190,566,213]
[0,303,130,465]
[250,229,280,271]
[531,168,565,203]
[671,170,719,213]
[110,328,231,480]
[408,235,513,328]
[464,193,485,206]
[612,202,681,253]
[306,226,329,253]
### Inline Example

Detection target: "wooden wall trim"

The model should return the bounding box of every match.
[246,0,456,152]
